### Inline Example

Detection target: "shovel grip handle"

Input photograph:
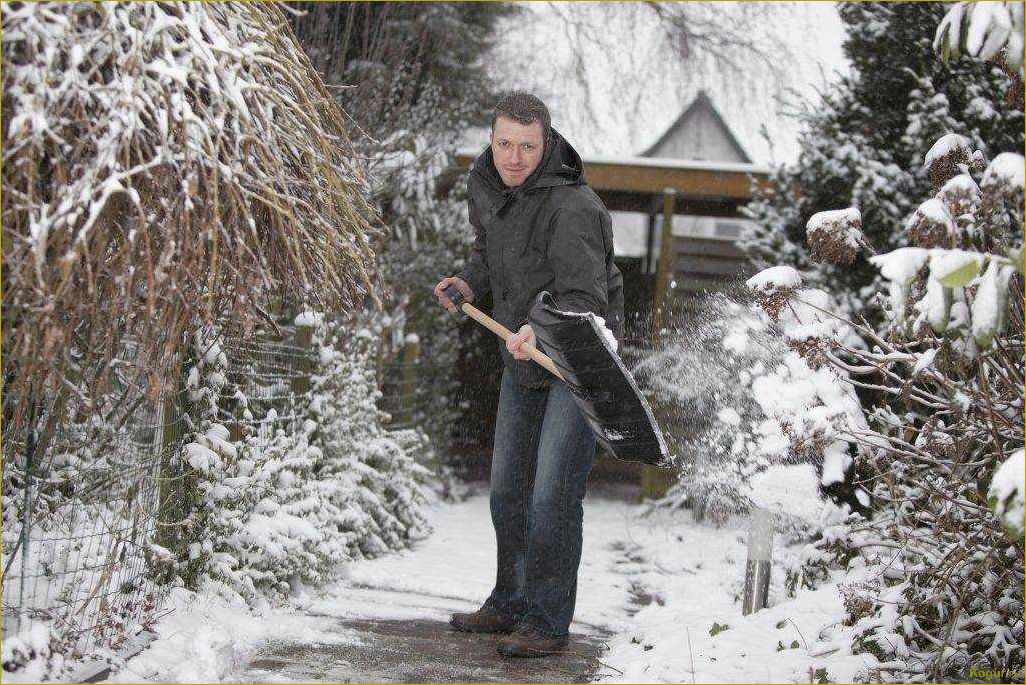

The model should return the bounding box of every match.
[458,302,565,382]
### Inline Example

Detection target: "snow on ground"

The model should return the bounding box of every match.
[109,483,878,683]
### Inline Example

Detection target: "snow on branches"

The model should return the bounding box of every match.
[936,1,1025,78]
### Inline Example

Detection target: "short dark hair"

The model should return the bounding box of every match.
[491,92,551,140]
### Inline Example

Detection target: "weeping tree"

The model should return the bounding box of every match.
[1,1,381,484]
[484,2,812,160]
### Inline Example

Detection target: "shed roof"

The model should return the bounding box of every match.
[640,90,752,163]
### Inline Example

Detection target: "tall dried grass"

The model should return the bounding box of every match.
[2,3,382,441]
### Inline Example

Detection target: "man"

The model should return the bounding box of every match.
[433,93,624,658]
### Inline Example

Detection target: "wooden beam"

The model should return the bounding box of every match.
[584,163,768,200]
[452,153,770,201]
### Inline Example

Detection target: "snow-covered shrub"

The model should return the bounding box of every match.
[0,624,69,683]
[990,448,1025,537]
[372,129,477,452]
[302,315,433,560]
[742,3,1023,327]
[2,1,390,672]
[935,1,1025,78]
[169,318,432,605]
[751,133,1024,681]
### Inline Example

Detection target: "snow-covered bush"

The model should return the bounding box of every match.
[936,1,1025,78]
[168,318,432,606]
[742,3,1023,327]
[1,2,409,673]
[752,133,1024,681]
[0,624,69,683]
[372,129,478,451]
[302,314,433,562]
[990,448,1025,537]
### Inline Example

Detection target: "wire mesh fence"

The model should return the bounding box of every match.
[0,319,443,665]
[1,382,191,662]
[0,315,656,668]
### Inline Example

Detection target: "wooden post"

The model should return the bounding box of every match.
[156,383,187,551]
[292,324,313,396]
[639,458,677,501]
[640,188,678,501]
[644,209,657,275]
[650,187,677,347]
[691,493,708,523]
[400,333,421,421]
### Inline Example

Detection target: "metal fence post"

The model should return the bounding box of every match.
[742,506,775,615]
[18,401,38,634]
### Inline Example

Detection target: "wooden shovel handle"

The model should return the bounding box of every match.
[459,302,565,381]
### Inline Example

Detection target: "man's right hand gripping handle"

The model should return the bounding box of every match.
[433,276,474,313]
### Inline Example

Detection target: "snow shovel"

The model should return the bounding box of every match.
[443,286,670,467]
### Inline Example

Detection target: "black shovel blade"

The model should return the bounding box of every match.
[529,292,670,468]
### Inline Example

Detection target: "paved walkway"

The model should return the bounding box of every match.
[237,592,610,683]
[232,483,641,684]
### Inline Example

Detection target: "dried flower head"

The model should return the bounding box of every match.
[806,207,865,265]
[788,336,827,369]
[935,173,981,225]
[906,198,957,248]
[746,266,802,320]
[923,133,974,191]
[980,152,1026,205]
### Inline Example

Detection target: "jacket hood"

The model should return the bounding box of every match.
[471,127,585,207]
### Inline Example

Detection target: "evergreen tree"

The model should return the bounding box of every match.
[289,4,515,453]
[743,3,1024,320]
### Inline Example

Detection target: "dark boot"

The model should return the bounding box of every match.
[449,607,518,634]
[496,624,569,658]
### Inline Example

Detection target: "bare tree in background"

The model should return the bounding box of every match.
[489,2,812,156]
[288,2,516,148]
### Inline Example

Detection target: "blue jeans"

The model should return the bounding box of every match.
[483,368,597,637]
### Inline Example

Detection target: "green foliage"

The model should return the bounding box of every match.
[709,621,730,637]
[290,2,515,456]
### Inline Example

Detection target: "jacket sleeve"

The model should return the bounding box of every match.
[454,196,491,302]
[546,204,609,317]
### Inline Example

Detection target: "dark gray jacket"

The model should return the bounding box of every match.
[456,128,625,389]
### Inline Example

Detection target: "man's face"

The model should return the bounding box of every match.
[490,116,545,187]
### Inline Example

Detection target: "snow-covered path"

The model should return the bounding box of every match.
[111,481,877,683]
